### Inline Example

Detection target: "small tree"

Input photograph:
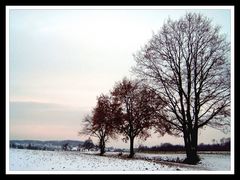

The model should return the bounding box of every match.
[82,138,95,151]
[81,94,120,155]
[62,143,69,151]
[111,78,168,158]
[27,143,33,150]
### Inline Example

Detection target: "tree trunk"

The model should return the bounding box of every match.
[183,130,200,164]
[99,138,105,156]
[128,137,135,158]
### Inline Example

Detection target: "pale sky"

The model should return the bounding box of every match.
[8,7,232,148]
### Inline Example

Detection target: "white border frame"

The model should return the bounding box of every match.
[5,5,235,175]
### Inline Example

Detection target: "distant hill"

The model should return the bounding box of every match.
[10,140,84,150]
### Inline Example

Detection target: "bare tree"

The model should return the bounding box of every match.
[81,94,120,155]
[111,78,168,158]
[133,13,230,164]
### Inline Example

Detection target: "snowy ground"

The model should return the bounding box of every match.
[134,152,231,171]
[8,149,231,173]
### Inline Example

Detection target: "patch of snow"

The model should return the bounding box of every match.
[135,152,230,171]
[197,153,230,171]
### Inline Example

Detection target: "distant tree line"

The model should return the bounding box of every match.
[10,138,98,152]
[10,143,56,151]
[138,138,230,152]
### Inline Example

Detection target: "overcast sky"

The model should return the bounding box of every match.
[8,7,232,148]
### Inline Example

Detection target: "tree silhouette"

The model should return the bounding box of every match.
[133,13,230,164]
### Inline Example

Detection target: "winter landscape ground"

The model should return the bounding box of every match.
[9,149,231,174]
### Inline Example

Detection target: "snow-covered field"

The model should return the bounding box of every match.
[134,152,231,171]
[8,149,231,173]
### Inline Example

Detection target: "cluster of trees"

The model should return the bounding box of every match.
[10,143,55,151]
[81,13,230,164]
[138,138,230,152]
[198,143,230,151]
[138,143,185,152]
[81,79,168,157]
[62,138,96,151]
[10,139,97,152]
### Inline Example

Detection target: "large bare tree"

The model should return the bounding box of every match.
[111,78,168,158]
[133,13,230,164]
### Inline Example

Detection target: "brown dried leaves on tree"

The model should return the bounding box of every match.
[111,78,168,158]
